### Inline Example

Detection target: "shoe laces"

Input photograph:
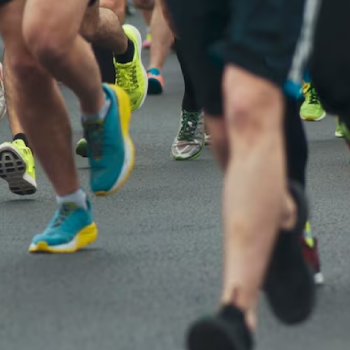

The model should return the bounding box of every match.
[13,141,31,156]
[178,111,200,141]
[84,122,104,160]
[21,146,31,156]
[306,85,321,105]
[51,203,76,229]
[116,65,138,92]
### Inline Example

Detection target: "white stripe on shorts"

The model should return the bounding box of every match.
[287,0,322,85]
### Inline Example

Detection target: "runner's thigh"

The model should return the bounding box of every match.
[23,0,92,41]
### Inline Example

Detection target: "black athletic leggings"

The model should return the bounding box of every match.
[311,0,350,129]
[92,39,308,188]
[93,45,115,84]
[174,39,307,187]
[174,38,201,112]
[93,38,200,112]
[285,97,308,188]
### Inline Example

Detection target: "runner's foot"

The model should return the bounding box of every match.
[83,84,135,196]
[114,24,148,112]
[0,139,37,195]
[302,221,324,285]
[147,68,164,95]
[300,83,326,122]
[171,110,205,160]
[29,194,97,253]
[187,305,254,350]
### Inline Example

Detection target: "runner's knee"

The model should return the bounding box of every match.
[7,48,42,85]
[23,20,75,65]
[223,79,284,137]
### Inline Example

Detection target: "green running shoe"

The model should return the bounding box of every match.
[335,117,345,138]
[76,138,88,158]
[300,83,326,121]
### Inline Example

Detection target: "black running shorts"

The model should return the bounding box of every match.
[0,0,13,6]
[311,0,350,118]
[164,0,314,116]
[0,0,97,6]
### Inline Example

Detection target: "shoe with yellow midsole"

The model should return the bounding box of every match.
[83,84,135,196]
[0,139,37,195]
[29,198,97,253]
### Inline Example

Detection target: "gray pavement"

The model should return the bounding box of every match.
[1,14,350,350]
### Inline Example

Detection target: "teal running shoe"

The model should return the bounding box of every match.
[29,198,97,253]
[83,84,135,196]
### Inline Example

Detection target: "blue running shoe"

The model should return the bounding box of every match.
[29,199,97,253]
[83,84,135,196]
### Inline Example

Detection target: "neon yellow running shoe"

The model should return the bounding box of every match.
[335,117,345,138]
[76,138,88,158]
[114,24,148,112]
[0,139,37,195]
[300,83,326,122]
[338,119,350,142]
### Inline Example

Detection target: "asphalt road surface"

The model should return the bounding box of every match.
[1,13,350,350]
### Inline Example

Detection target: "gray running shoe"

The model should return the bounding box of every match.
[171,110,205,160]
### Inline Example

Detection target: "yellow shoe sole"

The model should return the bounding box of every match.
[300,112,326,122]
[29,222,98,253]
[94,84,135,196]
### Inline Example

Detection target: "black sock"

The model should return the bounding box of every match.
[13,133,29,148]
[285,96,308,188]
[93,44,115,84]
[115,39,135,64]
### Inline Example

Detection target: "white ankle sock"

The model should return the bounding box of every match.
[56,189,87,210]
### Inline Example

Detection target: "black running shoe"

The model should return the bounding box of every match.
[187,305,253,350]
[264,181,316,324]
